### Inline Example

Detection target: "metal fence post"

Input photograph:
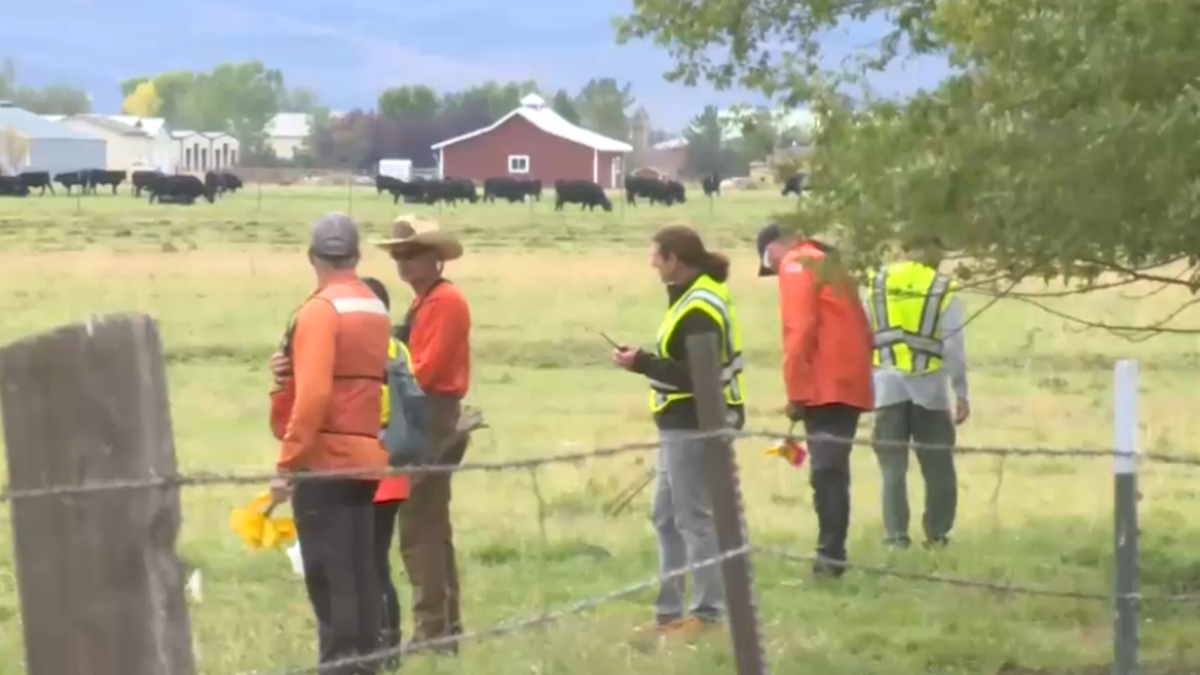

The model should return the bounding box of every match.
[1113,359,1139,675]
[686,333,768,675]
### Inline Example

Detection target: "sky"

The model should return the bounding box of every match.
[0,0,951,131]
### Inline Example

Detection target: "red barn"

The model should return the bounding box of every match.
[432,94,633,189]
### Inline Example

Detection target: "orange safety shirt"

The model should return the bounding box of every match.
[271,272,391,477]
[778,240,874,411]
[406,280,471,397]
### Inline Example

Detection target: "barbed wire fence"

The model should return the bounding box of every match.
[0,315,1195,675]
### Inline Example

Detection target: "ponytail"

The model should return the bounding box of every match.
[702,252,730,283]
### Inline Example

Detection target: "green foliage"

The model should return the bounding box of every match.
[574,78,636,141]
[125,62,314,157]
[619,0,1200,322]
[0,59,91,115]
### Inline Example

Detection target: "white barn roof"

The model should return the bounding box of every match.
[431,93,632,153]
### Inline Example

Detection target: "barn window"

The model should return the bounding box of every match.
[507,155,530,174]
[230,148,237,165]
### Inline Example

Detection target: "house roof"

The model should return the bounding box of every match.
[0,105,103,141]
[432,93,633,153]
[652,137,688,151]
[64,114,149,137]
[107,115,167,137]
[171,130,237,142]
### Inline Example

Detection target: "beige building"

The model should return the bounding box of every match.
[55,114,175,172]
[264,112,310,161]
[171,130,240,172]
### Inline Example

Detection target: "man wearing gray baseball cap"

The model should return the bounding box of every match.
[268,212,393,674]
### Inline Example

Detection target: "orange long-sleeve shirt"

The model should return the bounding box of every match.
[778,241,874,411]
[407,280,471,397]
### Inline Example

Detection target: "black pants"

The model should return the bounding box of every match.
[373,501,402,667]
[803,404,863,562]
[293,478,383,675]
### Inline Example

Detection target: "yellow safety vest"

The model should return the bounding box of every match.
[648,274,746,413]
[867,261,955,374]
[381,338,412,427]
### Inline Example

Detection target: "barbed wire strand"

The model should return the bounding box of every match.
[2,428,1198,503]
[259,545,754,675]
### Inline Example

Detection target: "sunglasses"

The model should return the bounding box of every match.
[390,246,432,261]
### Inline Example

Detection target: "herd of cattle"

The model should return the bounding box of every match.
[0,168,805,209]
[0,169,243,203]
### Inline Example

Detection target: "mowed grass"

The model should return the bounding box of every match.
[1,186,1200,675]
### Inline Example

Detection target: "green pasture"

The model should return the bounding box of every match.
[0,186,1198,675]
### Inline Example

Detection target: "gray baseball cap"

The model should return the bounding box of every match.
[310,212,360,259]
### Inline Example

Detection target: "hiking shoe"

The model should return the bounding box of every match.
[812,557,847,579]
[661,615,720,638]
[923,537,949,550]
[635,615,682,635]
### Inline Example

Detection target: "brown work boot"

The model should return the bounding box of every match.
[660,615,719,639]
[635,615,682,636]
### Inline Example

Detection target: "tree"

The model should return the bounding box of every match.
[378,85,441,121]
[619,0,1200,333]
[280,87,320,114]
[125,61,285,156]
[0,58,91,115]
[574,78,634,140]
[122,81,162,117]
[684,105,744,177]
[551,89,581,124]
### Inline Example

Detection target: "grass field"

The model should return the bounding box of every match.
[1,184,1199,675]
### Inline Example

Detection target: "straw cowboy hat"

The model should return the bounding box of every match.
[372,215,463,261]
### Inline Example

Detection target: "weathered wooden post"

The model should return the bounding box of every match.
[686,333,768,675]
[0,313,195,675]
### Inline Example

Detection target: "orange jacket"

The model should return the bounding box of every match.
[271,273,392,478]
[778,240,874,411]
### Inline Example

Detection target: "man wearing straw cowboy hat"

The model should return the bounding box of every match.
[372,214,474,655]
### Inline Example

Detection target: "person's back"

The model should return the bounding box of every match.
[777,240,873,411]
[277,277,391,475]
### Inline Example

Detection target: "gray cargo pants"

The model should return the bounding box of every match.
[651,429,724,623]
[872,401,958,546]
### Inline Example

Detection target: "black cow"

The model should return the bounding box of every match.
[376,175,402,195]
[223,172,243,192]
[54,170,97,195]
[148,174,215,204]
[0,176,30,197]
[378,178,425,205]
[625,175,686,206]
[205,171,243,196]
[555,179,612,212]
[96,170,127,195]
[423,178,479,206]
[17,171,54,195]
[782,173,805,197]
[131,170,165,198]
[701,173,721,197]
[483,177,542,203]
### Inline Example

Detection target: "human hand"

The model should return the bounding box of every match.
[611,346,639,370]
[269,475,293,505]
[954,398,970,426]
[785,401,806,422]
[269,351,293,383]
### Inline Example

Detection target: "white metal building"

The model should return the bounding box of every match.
[57,114,175,172]
[171,130,240,172]
[0,101,107,174]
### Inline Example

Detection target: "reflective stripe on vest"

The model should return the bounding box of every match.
[868,261,954,374]
[648,276,746,413]
[314,282,392,439]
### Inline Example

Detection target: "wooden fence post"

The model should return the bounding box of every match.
[0,313,195,675]
[686,332,768,675]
